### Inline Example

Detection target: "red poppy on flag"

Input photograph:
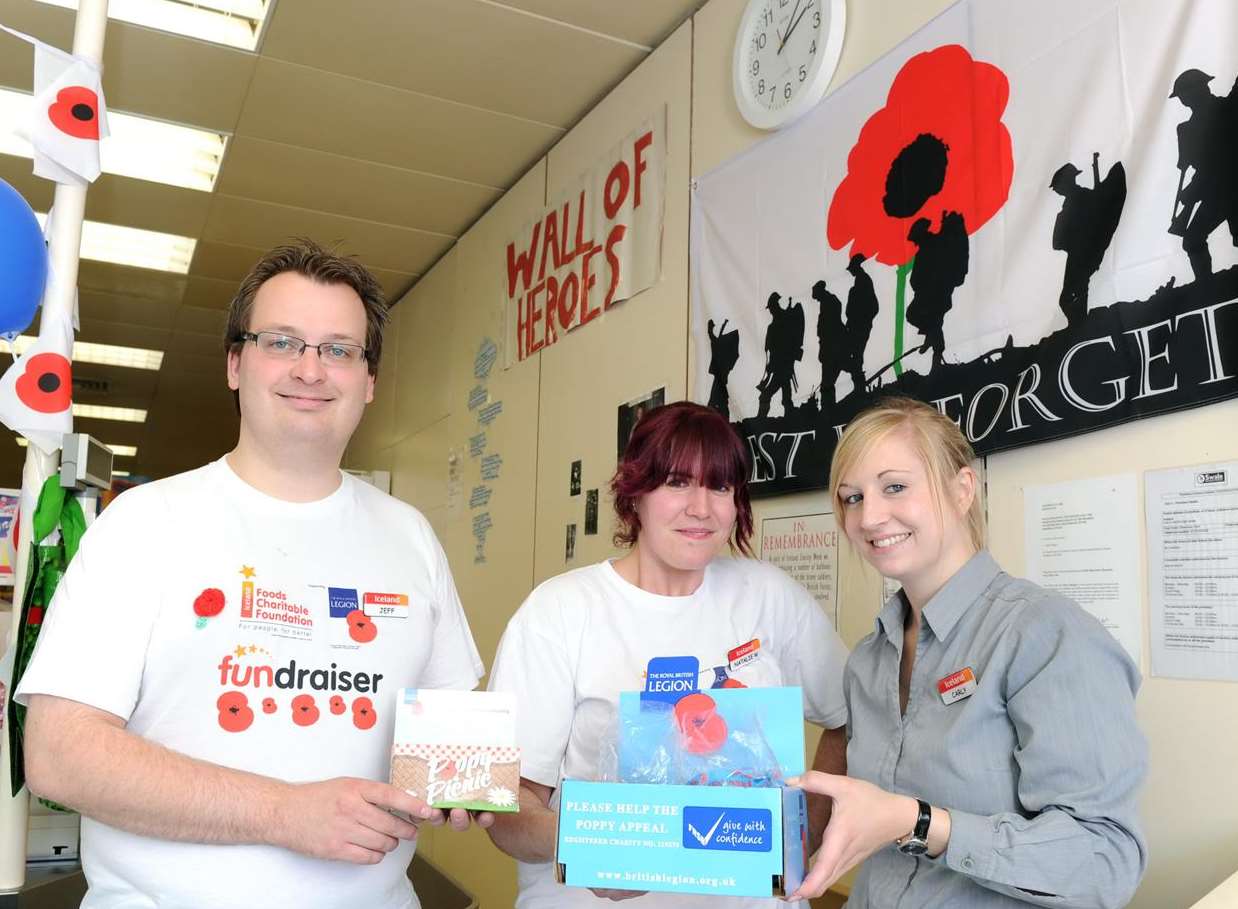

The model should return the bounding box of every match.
[0,25,109,186]
[0,305,73,454]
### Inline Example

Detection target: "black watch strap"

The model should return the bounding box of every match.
[910,798,932,840]
[896,798,932,854]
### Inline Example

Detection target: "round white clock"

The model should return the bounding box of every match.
[733,0,845,130]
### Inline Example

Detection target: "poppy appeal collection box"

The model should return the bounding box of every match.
[555,685,809,898]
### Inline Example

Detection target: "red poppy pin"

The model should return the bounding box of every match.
[193,587,225,629]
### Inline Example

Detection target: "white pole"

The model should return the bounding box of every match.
[0,0,108,891]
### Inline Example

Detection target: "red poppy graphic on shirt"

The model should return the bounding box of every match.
[346,608,377,644]
[15,353,72,414]
[193,588,226,619]
[217,691,254,733]
[47,86,100,140]
[827,44,1014,267]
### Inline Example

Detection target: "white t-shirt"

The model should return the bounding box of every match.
[487,557,849,909]
[17,458,483,909]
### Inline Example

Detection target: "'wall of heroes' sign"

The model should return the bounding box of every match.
[505,110,666,365]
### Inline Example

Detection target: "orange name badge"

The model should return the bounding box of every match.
[363,591,409,619]
[727,638,761,672]
[936,667,977,705]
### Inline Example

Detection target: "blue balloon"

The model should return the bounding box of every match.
[0,178,48,339]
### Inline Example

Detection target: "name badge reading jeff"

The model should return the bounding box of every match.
[363,591,410,619]
[936,667,976,705]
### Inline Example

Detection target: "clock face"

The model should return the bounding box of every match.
[733,0,845,130]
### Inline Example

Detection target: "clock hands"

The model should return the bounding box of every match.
[776,0,802,55]
[778,0,814,55]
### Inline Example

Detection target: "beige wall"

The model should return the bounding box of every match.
[348,1,1237,906]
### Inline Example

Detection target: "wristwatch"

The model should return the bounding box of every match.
[895,799,932,856]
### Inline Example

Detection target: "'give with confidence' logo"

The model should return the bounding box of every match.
[682,807,772,852]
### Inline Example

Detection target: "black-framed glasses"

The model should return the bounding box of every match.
[236,331,367,367]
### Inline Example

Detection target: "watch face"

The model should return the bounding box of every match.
[733,0,845,129]
[897,838,929,857]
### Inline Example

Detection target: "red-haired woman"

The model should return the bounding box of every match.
[487,401,849,908]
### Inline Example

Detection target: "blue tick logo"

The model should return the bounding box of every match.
[682,807,772,852]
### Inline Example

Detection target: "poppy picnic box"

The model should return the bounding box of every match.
[554,685,809,898]
[390,689,521,812]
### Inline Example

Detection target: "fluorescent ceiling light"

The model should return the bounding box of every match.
[35,0,272,51]
[112,470,131,477]
[72,403,148,423]
[32,213,194,274]
[0,89,228,191]
[5,336,165,371]
[15,438,137,457]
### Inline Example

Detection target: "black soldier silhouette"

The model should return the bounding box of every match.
[906,211,969,368]
[1168,68,1238,282]
[843,254,878,394]
[812,280,847,408]
[706,318,741,419]
[756,292,804,418]
[1050,153,1127,325]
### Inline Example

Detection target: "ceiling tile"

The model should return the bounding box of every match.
[75,319,172,351]
[190,241,267,284]
[0,156,210,237]
[78,290,179,331]
[76,262,188,305]
[215,136,503,236]
[183,276,237,311]
[260,0,646,126]
[202,195,453,275]
[236,58,563,187]
[174,306,228,337]
[496,0,706,49]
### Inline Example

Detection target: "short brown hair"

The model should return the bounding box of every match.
[223,238,389,376]
[829,396,986,551]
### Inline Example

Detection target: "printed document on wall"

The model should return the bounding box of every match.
[1024,474,1142,667]
[1146,462,1238,682]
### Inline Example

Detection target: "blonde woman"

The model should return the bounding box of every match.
[790,397,1147,908]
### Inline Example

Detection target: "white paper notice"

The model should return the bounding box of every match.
[761,513,839,628]
[1146,461,1238,682]
[1024,474,1142,667]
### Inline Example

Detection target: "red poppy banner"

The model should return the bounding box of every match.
[691,0,1238,497]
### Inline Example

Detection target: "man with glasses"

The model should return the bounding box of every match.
[17,240,488,909]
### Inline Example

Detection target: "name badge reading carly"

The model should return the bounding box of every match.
[936,667,976,705]
[363,591,410,619]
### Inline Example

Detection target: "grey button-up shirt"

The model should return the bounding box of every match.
[844,551,1147,908]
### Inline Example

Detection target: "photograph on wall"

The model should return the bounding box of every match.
[617,386,665,458]
[565,523,577,563]
[692,0,1238,496]
[584,489,599,536]
[570,459,582,496]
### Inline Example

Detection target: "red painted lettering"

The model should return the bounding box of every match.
[527,281,546,355]
[544,276,560,346]
[557,271,580,331]
[633,131,653,207]
[506,222,540,299]
[538,211,560,281]
[604,161,630,220]
[604,224,627,309]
